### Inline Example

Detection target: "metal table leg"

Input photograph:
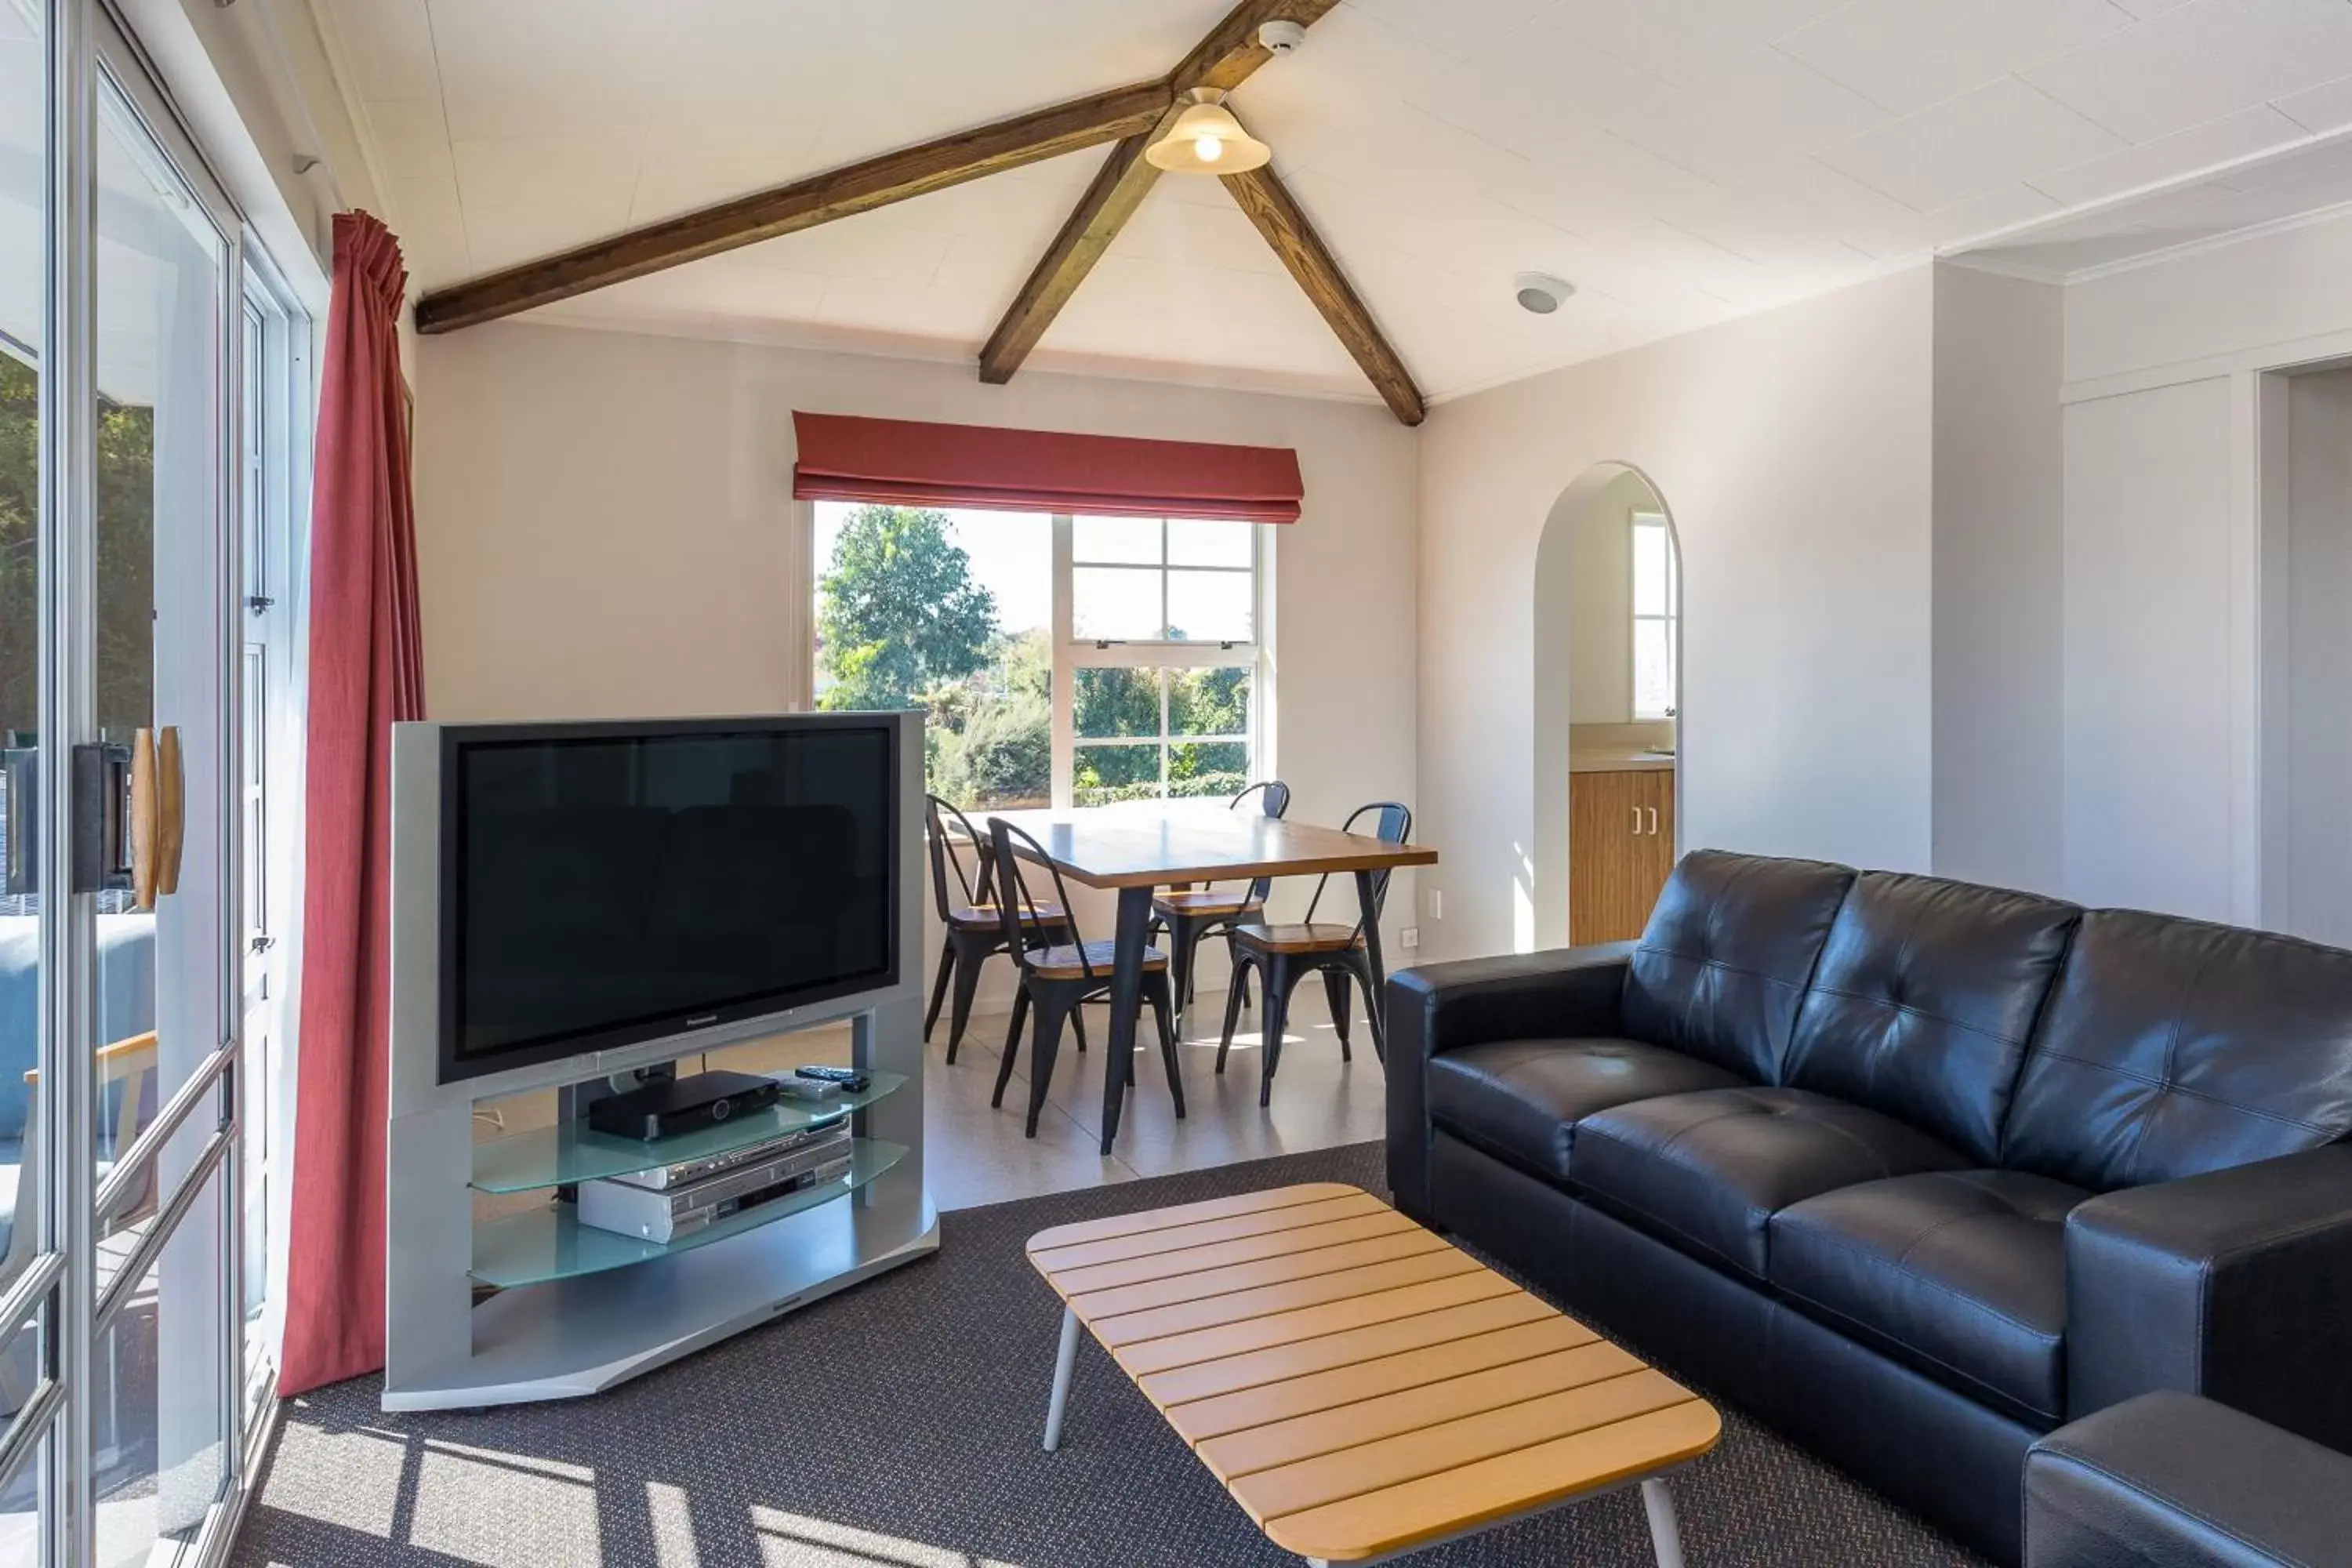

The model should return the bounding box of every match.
[1042,1306,1080,1452]
[1098,886,1153,1155]
[1354,869,1388,1033]
[1642,1477,1685,1568]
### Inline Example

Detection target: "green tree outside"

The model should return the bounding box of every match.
[815,505,996,713]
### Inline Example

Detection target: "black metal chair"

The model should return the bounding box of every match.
[1216,800,1411,1106]
[923,795,1075,1062]
[1149,780,1291,1022]
[987,818,1182,1137]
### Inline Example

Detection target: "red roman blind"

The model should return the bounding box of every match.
[790,412,1304,524]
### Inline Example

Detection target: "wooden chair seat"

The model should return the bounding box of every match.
[1153,889,1263,918]
[1232,922,1365,954]
[947,900,1067,932]
[1029,940,1171,980]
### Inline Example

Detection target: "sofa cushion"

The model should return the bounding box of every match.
[1784,873,2080,1165]
[1572,1086,1968,1280]
[1621,850,1857,1083]
[1770,1169,2086,1426]
[1427,1037,1748,1184]
[2002,910,2352,1191]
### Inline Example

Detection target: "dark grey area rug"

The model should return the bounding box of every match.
[233,1143,1987,1567]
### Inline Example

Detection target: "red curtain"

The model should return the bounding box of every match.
[792,412,1305,523]
[281,212,426,1396]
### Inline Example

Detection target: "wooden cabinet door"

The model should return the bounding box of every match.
[1571,769,1679,945]
[1570,770,1647,944]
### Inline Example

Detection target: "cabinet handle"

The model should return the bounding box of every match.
[1630,805,1642,836]
[1648,806,1659,837]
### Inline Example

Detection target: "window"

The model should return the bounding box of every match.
[808,502,1266,811]
[1632,511,1678,721]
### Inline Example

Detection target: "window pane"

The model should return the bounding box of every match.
[96,1166,229,1568]
[1171,741,1248,799]
[1075,667,1159,740]
[1632,517,1670,616]
[1072,567,1162,641]
[1073,514,1160,564]
[96,85,227,1200]
[1167,570,1252,643]
[1633,618,1675,720]
[1167,519,1252,568]
[811,503,1052,810]
[1170,666,1250,739]
[1073,743,1161,806]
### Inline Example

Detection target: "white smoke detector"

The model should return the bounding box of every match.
[1258,19,1307,53]
[1514,271,1576,314]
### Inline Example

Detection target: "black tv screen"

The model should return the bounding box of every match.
[438,717,898,1083]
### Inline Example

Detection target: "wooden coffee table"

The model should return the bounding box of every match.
[1026,1182,1719,1566]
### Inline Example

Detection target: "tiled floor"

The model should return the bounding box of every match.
[474,980,1386,1218]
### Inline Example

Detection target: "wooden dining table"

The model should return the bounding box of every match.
[978,808,1439,1154]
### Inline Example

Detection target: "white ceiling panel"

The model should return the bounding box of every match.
[1780,0,2134,118]
[2276,72,2352,134]
[2027,104,2309,205]
[1818,75,2126,212]
[321,0,2352,405]
[2024,0,2352,144]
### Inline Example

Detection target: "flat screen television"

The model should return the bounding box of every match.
[432,715,899,1083]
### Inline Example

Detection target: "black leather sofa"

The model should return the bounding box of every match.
[2026,1392,2352,1566]
[1385,850,2352,1566]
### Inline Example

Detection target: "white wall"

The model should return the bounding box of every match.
[2280,368,2352,944]
[2061,378,2241,919]
[1931,265,2064,895]
[1417,267,1936,963]
[2051,212,2352,929]
[411,321,1421,991]
[1567,472,1648,725]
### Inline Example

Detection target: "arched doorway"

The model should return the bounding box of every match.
[1531,463,1682,949]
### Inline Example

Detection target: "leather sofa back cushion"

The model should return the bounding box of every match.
[2003,909,2352,1190]
[1784,873,2081,1164]
[1621,850,1857,1083]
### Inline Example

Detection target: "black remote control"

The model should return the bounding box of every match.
[796,1065,870,1091]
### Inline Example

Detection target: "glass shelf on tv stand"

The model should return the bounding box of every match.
[470,1138,910,1289]
[469,1071,910,1195]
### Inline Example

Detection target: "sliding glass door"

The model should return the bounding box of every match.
[2,1,258,1561]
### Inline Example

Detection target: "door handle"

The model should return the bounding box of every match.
[130,727,184,908]
[131,730,158,909]
[1648,806,1658,837]
[156,727,184,897]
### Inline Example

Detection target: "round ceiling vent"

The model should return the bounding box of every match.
[1514,271,1576,314]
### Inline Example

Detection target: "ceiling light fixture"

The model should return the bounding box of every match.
[1145,89,1270,175]
[1514,271,1576,314]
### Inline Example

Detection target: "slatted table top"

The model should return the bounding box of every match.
[1026,1181,1721,1564]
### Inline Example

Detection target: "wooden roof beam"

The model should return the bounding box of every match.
[977,0,1339,385]
[1221,163,1425,426]
[412,80,1173,334]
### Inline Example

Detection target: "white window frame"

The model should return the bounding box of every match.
[798,503,1271,808]
[1053,514,1266,810]
[1631,510,1679,723]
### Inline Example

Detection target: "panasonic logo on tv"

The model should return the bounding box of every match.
[685,1014,720,1029]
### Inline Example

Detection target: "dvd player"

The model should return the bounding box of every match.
[604,1116,848,1192]
[577,1127,854,1243]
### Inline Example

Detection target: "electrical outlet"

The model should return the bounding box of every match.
[1429,889,1443,920]
[1399,926,1421,950]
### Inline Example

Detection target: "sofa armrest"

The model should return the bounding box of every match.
[2066,1144,2352,1446]
[1382,944,1632,1221]
[2026,1392,2352,1567]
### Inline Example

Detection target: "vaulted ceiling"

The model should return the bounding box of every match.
[314,0,2352,405]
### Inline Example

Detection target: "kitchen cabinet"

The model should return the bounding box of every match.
[1570,767,1676,944]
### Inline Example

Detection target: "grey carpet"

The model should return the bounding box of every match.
[233,1143,1988,1567]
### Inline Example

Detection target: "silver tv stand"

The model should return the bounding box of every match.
[379,714,938,1412]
